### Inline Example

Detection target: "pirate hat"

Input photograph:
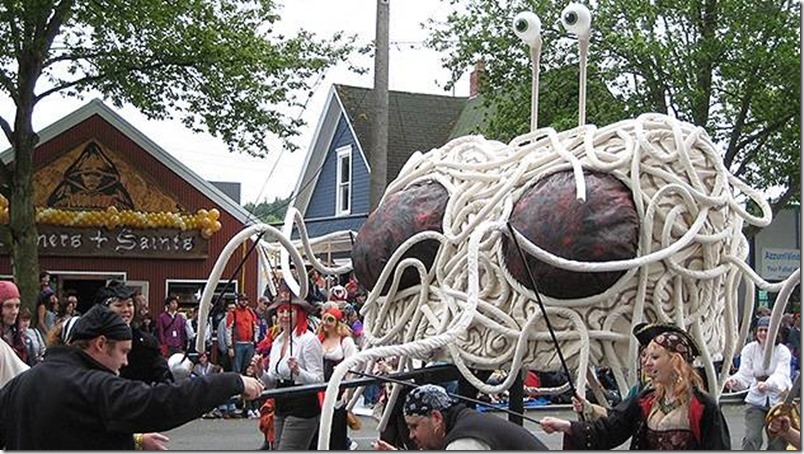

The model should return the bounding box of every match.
[266,279,315,313]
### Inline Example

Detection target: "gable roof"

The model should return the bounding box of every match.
[0,99,254,225]
[336,84,468,183]
[292,84,468,216]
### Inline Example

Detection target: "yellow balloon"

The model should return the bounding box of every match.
[209,208,220,220]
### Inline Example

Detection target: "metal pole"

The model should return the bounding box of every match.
[506,222,582,419]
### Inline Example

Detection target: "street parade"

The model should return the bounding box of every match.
[0,0,800,451]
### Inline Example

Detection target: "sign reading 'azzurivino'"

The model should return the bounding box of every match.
[0,225,208,259]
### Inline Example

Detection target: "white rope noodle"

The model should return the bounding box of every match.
[199,115,798,449]
[194,224,308,353]
[338,113,791,409]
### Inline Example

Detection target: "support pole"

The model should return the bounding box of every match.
[508,369,525,426]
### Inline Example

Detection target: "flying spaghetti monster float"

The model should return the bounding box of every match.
[194,3,800,449]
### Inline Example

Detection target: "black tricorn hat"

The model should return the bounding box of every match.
[632,322,701,360]
[265,279,315,313]
[94,280,137,306]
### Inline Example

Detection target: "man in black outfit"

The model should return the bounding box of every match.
[374,384,548,450]
[0,305,263,450]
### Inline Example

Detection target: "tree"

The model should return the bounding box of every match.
[426,0,800,230]
[244,196,290,224]
[0,0,362,312]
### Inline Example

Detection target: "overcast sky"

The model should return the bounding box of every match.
[0,0,471,207]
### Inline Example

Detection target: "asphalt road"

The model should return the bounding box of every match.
[164,401,755,450]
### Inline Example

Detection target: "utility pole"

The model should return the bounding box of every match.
[369,0,389,211]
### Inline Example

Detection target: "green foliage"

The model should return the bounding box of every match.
[426,0,800,212]
[0,0,367,312]
[244,196,290,224]
[0,0,367,154]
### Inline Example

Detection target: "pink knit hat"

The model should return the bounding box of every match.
[0,281,20,303]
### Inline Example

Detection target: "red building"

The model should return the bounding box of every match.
[0,99,259,317]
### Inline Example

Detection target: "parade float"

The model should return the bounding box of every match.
[194,3,800,448]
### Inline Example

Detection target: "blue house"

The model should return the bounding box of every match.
[291,84,484,256]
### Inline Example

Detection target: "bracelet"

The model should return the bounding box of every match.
[134,433,144,450]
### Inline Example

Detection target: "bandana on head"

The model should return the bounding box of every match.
[633,323,700,363]
[70,305,132,342]
[0,281,20,303]
[653,332,694,362]
[323,307,344,321]
[403,384,454,417]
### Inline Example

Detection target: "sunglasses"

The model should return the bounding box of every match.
[322,315,338,323]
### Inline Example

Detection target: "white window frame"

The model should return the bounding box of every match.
[165,279,238,310]
[335,145,352,216]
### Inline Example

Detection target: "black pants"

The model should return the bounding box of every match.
[308,406,347,450]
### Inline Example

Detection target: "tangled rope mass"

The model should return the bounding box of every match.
[196,113,798,450]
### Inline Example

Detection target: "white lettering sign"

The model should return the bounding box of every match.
[760,248,800,281]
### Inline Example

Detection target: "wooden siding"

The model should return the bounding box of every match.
[304,215,367,238]
[0,113,259,316]
[306,114,370,221]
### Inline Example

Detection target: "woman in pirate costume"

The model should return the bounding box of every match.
[541,325,731,449]
[256,283,324,450]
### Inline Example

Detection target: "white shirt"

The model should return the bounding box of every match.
[0,337,29,388]
[261,329,323,387]
[728,340,792,407]
[322,335,358,363]
[446,438,491,450]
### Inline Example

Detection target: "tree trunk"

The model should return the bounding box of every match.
[10,103,41,315]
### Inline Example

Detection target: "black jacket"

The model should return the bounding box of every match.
[567,387,731,450]
[442,404,549,450]
[120,326,173,385]
[0,345,244,450]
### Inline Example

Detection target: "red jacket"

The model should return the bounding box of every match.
[225,306,258,345]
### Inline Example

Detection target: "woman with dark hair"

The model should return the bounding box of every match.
[725,315,792,450]
[540,325,731,449]
[55,292,78,326]
[35,289,58,337]
[95,281,173,385]
[315,306,358,449]
[254,285,323,450]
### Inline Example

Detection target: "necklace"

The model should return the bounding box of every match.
[658,397,678,414]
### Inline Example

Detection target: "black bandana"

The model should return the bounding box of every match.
[403,384,454,417]
[70,305,132,342]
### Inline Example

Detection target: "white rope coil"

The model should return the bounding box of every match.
[195,113,797,450]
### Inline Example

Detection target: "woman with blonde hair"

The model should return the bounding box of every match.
[540,325,731,449]
[315,306,358,449]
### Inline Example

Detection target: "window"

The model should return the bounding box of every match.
[336,145,352,216]
[165,279,238,311]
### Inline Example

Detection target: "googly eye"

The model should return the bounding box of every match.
[512,11,541,46]
[560,3,591,37]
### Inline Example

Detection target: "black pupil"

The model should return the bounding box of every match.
[565,11,578,24]
[515,19,528,32]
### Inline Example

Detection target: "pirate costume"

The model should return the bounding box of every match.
[0,305,245,450]
[565,324,731,450]
[403,384,549,450]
